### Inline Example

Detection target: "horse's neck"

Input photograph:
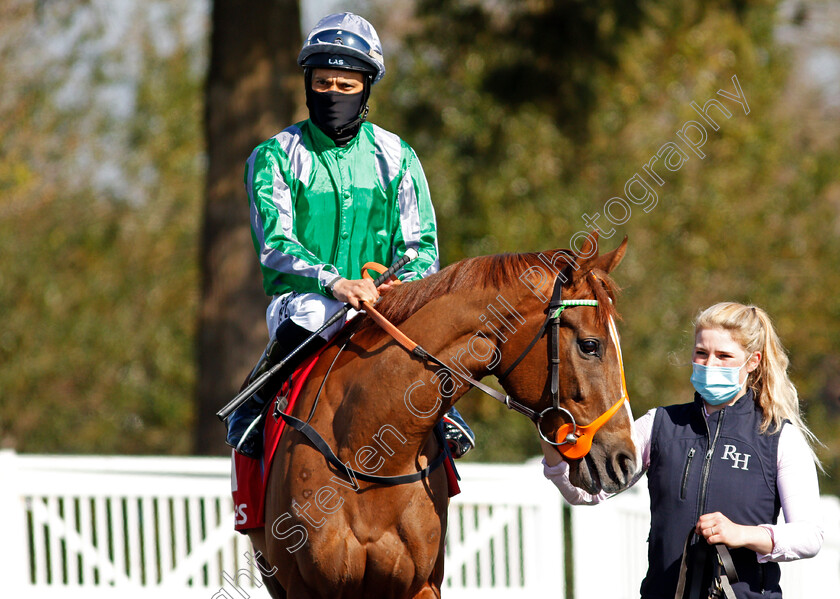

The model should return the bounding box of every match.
[335,284,533,462]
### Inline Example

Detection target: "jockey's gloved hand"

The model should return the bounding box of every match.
[329,277,379,310]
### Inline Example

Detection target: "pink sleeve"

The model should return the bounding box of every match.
[755,424,823,562]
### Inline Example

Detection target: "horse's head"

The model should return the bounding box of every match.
[496,233,638,494]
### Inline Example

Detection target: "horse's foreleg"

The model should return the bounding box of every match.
[412,546,444,599]
[246,529,287,599]
[411,583,442,599]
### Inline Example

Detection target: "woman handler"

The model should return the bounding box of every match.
[543,302,823,597]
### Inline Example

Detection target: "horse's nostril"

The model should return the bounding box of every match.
[615,451,637,485]
[603,450,636,489]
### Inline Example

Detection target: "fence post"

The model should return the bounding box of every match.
[0,450,29,589]
[531,467,566,596]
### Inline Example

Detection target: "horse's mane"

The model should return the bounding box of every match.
[360,250,619,334]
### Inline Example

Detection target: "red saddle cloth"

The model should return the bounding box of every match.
[231,350,323,532]
[230,348,461,533]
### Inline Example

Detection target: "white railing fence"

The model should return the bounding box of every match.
[0,451,258,599]
[1,450,838,598]
[442,463,564,598]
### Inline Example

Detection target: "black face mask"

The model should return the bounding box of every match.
[305,70,371,146]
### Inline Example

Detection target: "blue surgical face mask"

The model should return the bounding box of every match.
[690,361,747,406]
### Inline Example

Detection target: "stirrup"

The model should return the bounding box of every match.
[234,410,265,459]
[225,392,268,459]
[442,409,475,458]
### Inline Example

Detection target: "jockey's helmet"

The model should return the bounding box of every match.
[298,12,385,84]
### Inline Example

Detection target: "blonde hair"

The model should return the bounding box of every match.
[694,302,822,464]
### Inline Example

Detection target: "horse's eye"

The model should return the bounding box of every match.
[578,339,600,356]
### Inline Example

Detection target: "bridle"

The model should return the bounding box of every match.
[363,269,630,460]
[496,274,630,459]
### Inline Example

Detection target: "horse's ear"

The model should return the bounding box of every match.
[589,235,627,274]
[576,230,600,261]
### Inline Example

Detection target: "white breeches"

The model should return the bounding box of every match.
[266,292,359,340]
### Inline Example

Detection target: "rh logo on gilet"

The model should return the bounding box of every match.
[721,444,751,470]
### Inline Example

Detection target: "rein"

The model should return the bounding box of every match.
[363,269,630,460]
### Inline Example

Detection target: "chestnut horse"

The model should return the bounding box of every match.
[248,234,638,598]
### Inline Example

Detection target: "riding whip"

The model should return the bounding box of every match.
[216,248,419,420]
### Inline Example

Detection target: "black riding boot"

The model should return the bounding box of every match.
[225,319,325,458]
[442,406,475,458]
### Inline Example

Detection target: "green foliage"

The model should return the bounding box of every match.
[0,2,205,454]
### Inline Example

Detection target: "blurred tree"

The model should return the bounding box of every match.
[194,0,302,454]
[0,0,206,453]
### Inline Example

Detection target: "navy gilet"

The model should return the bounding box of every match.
[640,389,783,599]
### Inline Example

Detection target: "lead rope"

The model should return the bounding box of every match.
[674,528,738,599]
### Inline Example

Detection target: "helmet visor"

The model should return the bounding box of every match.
[306,28,381,62]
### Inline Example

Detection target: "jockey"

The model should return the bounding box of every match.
[225,12,475,460]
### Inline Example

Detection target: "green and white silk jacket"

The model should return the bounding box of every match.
[245,120,440,298]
